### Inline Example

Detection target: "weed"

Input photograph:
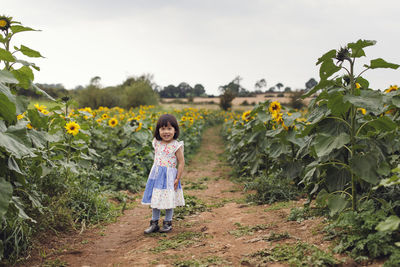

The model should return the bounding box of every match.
[287,206,327,222]
[184,181,208,191]
[174,195,209,220]
[263,231,291,242]
[42,258,68,267]
[229,222,273,238]
[150,231,204,253]
[174,255,232,266]
[264,201,295,211]
[242,241,340,266]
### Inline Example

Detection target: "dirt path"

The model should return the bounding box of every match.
[22,126,382,267]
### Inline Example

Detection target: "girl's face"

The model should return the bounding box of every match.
[159,122,175,143]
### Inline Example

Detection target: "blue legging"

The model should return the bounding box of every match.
[152,208,174,221]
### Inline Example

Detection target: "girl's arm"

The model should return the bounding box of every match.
[174,147,185,190]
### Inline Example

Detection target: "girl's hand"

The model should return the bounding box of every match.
[174,179,179,191]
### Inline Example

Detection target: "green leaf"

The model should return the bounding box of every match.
[351,154,379,184]
[367,116,397,132]
[376,215,400,232]
[343,90,384,114]
[0,47,15,62]
[11,66,34,89]
[327,194,348,216]
[348,40,376,57]
[0,70,18,84]
[328,91,351,116]
[367,58,400,70]
[10,25,37,34]
[31,84,55,100]
[18,45,44,58]
[316,49,337,65]
[8,156,23,174]
[0,131,35,158]
[348,39,376,50]
[356,76,369,89]
[11,196,36,223]
[313,132,350,158]
[320,59,341,80]
[0,177,13,218]
[0,83,17,124]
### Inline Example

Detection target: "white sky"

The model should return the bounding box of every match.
[2,0,400,95]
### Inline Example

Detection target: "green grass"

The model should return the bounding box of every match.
[174,255,232,266]
[28,98,63,109]
[150,231,204,253]
[228,222,275,238]
[242,241,341,267]
[264,201,296,211]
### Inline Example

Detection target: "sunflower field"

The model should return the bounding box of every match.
[223,40,400,264]
[0,17,225,263]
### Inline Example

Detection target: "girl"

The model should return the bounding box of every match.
[141,114,185,234]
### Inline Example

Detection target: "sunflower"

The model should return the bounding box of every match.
[181,116,187,122]
[358,108,366,115]
[0,17,11,31]
[135,122,143,132]
[241,110,252,121]
[385,85,399,93]
[34,103,47,113]
[269,101,281,114]
[101,113,109,119]
[355,83,361,89]
[17,113,25,120]
[41,109,49,115]
[65,121,80,136]
[108,118,118,127]
[26,123,33,129]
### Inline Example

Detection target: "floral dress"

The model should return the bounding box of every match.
[141,139,185,209]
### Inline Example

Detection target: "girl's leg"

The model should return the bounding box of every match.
[152,208,161,221]
[165,208,174,221]
[144,208,160,234]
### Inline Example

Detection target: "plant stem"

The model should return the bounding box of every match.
[349,59,357,211]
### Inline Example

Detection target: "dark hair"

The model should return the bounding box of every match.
[154,114,180,140]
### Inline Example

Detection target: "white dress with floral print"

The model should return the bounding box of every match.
[141,138,185,209]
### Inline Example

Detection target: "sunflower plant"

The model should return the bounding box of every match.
[300,39,400,213]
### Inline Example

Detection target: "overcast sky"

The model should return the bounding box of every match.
[3,0,400,95]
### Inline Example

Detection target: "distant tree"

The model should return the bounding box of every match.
[305,78,318,91]
[177,82,193,98]
[219,76,243,110]
[284,87,291,92]
[90,76,101,88]
[193,84,206,96]
[255,78,267,92]
[268,87,276,92]
[276,82,284,91]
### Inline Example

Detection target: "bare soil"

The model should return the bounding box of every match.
[19,126,383,267]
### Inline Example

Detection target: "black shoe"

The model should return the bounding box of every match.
[144,220,159,234]
[159,220,172,233]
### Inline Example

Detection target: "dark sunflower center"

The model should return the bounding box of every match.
[70,126,75,130]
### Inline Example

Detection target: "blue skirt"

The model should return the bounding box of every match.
[141,165,185,209]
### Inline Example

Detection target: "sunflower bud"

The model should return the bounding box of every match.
[0,16,11,32]
[61,96,71,102]
[336,47,350,62]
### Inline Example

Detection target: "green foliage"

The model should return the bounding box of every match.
[287,206,327,223]
[77,76,159,109]
[219,90,235,110]
[150,231,204,253]
[121,79,159,108]
[243,241,340,266]
[246,174,301,204]
[229,222,273,237]
[174,195,208,220]
[174,256,231,267]
[325,200,400,263]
